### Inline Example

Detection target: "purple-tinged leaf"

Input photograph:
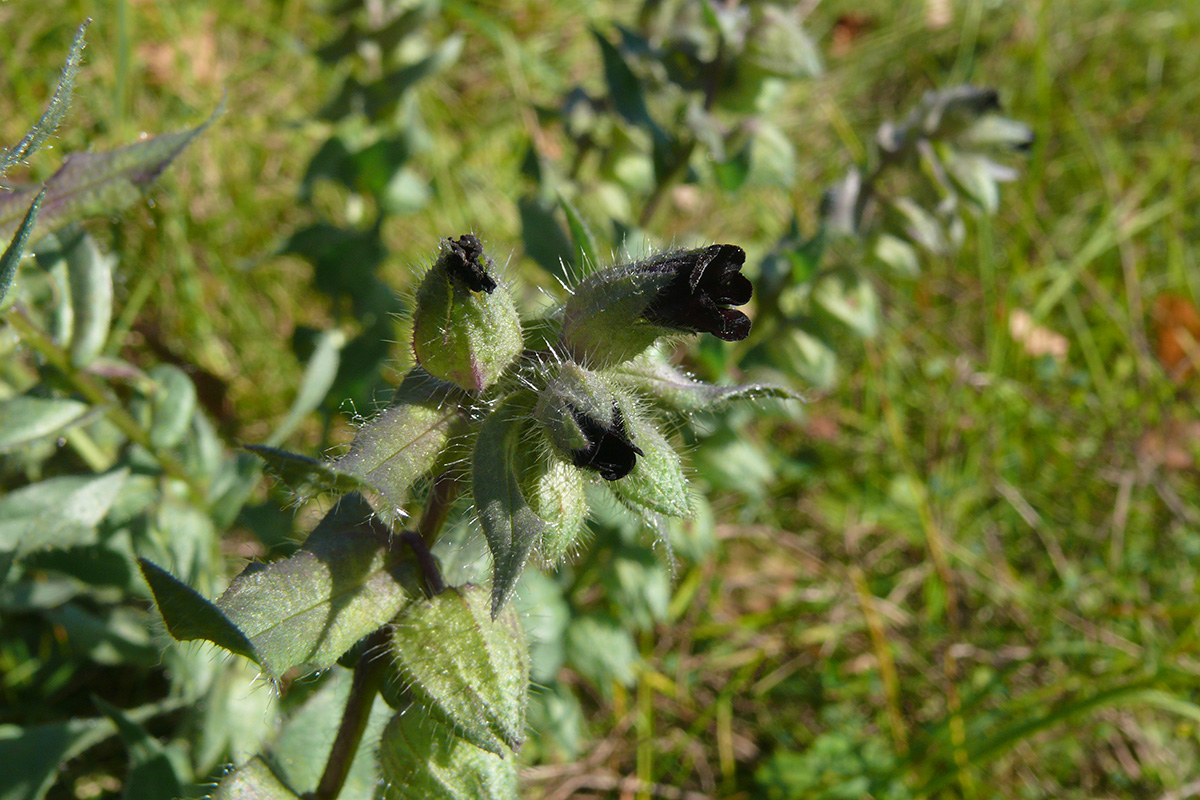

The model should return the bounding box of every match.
[0,109,218,243]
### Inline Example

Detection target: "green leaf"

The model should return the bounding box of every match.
[0,109,218,243]
[61,228,114,368]
[266,328,346,447]
[515,448,587,567]
[266,668,392,799]
[960,114,1035,151]
[0,395,90,452]
[473,392,549,617]
[379,704,518,800]
[0,470,128,557]
[0,21,88,173]
[559,196,599,270]
[331,368,468,516]
[564,615,638,691]
[592,29,660,136]
[518,194,575,282]
[139,559,261,666]
[944,151,1006,214]
[813,273,879,339]
[43,604,160,667]
[92,697,186,800]
[892,197,946,254]
[143,364,197,450]
[612,349,801,412]
[0,190,44,307]
[194,658,276,776]
[248,445,372,499]
[874,233,921,277]
[214,494,416,677]
[391,584,529,756]
[211,758,301,800]
[0,699,183,800]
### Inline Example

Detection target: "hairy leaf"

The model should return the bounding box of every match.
[214,494,416,677]
[0,21,88,173]
[211,758,301,800]
[331,368,468,516]
[139,559,260,666]
[613,349,800,412]
[247,445,372,499]
[473,392,549,616]
[0,190,44,306]
[379,704,518,800]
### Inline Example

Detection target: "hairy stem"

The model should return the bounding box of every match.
[308,628,391,800]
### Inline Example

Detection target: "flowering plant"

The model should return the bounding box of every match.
[141,234,795,798]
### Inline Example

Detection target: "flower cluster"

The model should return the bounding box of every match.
[331,235,784,615]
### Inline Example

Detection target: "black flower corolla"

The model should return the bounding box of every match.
[642,244,752,341]
[442,233,497,294]
[569,402,643,481]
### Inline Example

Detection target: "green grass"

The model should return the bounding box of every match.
[4,0,1200,797]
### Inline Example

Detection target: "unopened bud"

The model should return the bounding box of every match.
[412,235,522,392]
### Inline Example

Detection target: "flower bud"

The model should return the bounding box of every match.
[534,362,643,481]
[412,235,522,392]
[560,244,752,368]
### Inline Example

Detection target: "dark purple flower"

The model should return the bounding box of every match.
[568,402,643,481]
[642,244,752,341]
[440,234,497,294]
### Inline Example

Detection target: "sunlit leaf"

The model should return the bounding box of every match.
[0,470,128,557]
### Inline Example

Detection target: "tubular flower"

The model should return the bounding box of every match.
[642,244,752,341]
[534,362,644,481]
[561,244,753,367]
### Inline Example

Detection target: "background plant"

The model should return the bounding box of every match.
[3,1,1200,799]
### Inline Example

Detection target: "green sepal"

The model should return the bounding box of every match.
[390,584,530,755]
[515,445,587,566]
[607,403,691,518]
[379,703,518,800]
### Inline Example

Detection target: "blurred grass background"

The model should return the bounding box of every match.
[4,0,1200,797]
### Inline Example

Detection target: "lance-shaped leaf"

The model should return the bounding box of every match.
[0,108,218,243]
[92,697,185,800]
[0,190,44,307]
[0,395,90,452]
[138,559,260,666]
[214,493,417,677]
[247,445,372,499]
[0,470,128,557]
[332,368,468,516]
[391,584,529,756]
[1,21,88,173]
[266,327,346,447]
[612,349,801,412]
[211,758,300,800]
[379,703,518,800]
[473,392,549,617]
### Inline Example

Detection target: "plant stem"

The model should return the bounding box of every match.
[308,628,391,800]
[8,306,208,502]
[417,470,461,547]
